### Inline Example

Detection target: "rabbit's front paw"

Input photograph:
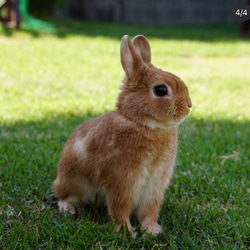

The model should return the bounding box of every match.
[141,219,162,236]
[114,219,137,237]
[58,200,76,214]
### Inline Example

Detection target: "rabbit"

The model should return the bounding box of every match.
[53,34,192,236]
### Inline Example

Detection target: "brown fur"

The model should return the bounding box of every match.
[53,35,192,236]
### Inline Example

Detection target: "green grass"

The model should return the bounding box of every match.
[0,20,249,249]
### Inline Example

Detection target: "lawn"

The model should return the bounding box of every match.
[0,19,249,249]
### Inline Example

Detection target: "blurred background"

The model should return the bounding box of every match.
[56,0,246,24]
[0,0,249,27]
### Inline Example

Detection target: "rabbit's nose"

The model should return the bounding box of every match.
[187,97,192,108]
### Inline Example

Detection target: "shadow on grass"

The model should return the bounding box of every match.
[0,18,244,42]
[0,110,249,213]
[55,20,243,42]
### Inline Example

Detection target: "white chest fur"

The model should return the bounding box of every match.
[132,153,175,210]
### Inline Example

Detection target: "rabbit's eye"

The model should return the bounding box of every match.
[154,85,168,97]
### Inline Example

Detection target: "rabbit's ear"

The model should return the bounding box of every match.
[120,35,144,78]
[133,35,151,64]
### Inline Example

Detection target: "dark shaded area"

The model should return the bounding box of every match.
[28,0,60,16]
[0,18,246,42]
[63,0,247,25]
[239,0,250,37]
[1,111,249,204]
[0,0,21,29]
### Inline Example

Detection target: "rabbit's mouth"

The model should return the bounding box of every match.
[174,112,190,126]
[173,106,191,125]
[141,115,189,130]
[166,114,189,128]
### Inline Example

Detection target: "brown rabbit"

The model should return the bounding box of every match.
[53,35,192,236]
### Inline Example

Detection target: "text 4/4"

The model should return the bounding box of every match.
[231,4,250,21]
[235,9,247,17]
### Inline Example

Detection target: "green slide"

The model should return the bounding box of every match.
[19,0,56,32]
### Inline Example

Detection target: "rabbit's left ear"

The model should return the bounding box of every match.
[133,35,151,64]
[120,35,144,79]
